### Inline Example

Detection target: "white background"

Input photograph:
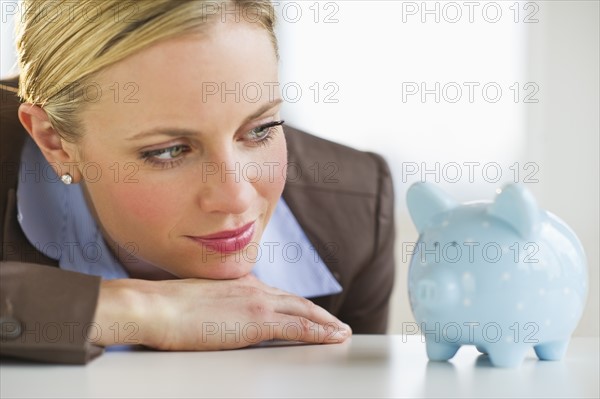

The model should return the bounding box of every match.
[1,0,598,337]
[273,0,599,337]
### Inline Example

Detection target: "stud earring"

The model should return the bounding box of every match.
[60,173,73,185]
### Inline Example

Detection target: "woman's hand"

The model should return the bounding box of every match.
[92,274,351,350]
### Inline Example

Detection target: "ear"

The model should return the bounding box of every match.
[18,103,82,183]
[407,182,457,233]
[488,184,541,238]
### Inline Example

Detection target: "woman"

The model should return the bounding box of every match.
[0,0,395,364]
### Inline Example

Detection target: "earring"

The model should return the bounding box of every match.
[60,173,73,185]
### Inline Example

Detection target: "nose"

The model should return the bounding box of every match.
[196,156,255,214]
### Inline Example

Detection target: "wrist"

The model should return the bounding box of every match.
[92,279,153,347]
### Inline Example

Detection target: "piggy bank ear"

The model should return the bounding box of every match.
[488,184,541,238]
[407,182,457,233]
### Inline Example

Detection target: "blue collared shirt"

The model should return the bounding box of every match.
[16,137,342,298]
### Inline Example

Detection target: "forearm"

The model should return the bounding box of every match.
[2,263,351,362]
[0,261,104,364]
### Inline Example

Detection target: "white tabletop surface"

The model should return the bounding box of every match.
[1,335,598,398]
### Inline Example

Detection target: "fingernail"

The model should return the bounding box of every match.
[331,329,348,341]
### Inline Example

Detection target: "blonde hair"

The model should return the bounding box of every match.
[16,0,278,142]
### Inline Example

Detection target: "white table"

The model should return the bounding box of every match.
[1,335,598,398]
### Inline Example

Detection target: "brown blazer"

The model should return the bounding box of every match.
[0,77,396,364]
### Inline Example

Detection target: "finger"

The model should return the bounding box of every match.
[269,314,350,344]
[240,275,352,335]
[273,295,352,334]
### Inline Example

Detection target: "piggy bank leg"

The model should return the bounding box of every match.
[425,339,460,361]
[486,344,530,368]
[534,339,570,361]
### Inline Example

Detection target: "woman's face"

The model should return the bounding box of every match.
[73,20,287,279]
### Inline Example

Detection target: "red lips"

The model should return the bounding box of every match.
[188,221,256,254]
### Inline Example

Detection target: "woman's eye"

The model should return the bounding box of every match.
[246,120,285,146]
[248,125,271,140]
[154,145,185,160]
[140,145,190,169]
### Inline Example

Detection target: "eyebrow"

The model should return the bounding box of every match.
[127,98,284,141]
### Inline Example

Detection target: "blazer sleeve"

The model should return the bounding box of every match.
[337,152,396,333]
[0,261,104,364]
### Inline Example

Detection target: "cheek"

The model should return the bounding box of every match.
[99,179,182,229]
[255,134,288,199]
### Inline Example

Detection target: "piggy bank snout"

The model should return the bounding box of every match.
[414,272,460,310]
[417,279,441,306]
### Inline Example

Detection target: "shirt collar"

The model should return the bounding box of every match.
[252,196,342,298]
[16,137,342,298]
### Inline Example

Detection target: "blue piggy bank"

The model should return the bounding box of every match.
[407,182,588,367]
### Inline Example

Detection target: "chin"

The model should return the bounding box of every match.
[183,259,255,280]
